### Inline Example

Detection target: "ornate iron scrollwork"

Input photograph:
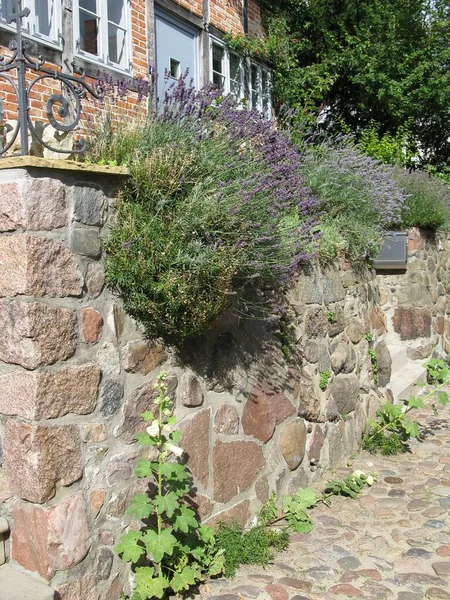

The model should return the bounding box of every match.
[0,0,103,156]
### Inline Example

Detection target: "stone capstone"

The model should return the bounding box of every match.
[11,493,90,580]
[242,383,295,442]
[122,340,167,375]
[0,234,83,297]
[329,376,360,416]
[0,364,100,419]
[4,420,82,503]
[0,300,77,369]
[214,404,240,435]
[181,408,211,489]
[213,440,264,503]
[393,307,432,340]
[279,419,307,471]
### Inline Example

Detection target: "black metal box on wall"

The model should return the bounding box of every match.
[373,231,408,270]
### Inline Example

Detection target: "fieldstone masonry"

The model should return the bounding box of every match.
[0,159,448,598]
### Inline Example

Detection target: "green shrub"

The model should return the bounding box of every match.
[395,169,450,230]
[89,79,319,341]
[216,523,289,578]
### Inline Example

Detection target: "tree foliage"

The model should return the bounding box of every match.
[256,0,450,166]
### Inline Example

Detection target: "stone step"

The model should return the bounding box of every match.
[387,344,409,374]
[388,362,427,402]
[0,565,54,600]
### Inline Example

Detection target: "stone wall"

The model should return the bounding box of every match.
[377,227,450,359]
[0,162,449,598]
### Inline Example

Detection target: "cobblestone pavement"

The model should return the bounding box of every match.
[199,402,450,600]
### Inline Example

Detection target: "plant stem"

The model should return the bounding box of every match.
[157,386,164,578]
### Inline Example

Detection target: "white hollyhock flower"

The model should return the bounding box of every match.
[166,443,183,457]
[353,470,365,478]
[366,475,374,486]
[146,422,159,436]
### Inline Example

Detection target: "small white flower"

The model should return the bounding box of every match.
[166,443,183,457]
[353,470,365,478]
[366,475,374,486]
[146,422,159,436]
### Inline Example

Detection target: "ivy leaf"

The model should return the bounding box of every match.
[135,459,155,478]
[142,528,177,562]
[171,565,199,593]
[153,491,179,517]
[126,493,153,519]
[437,391,449,406]
[114,531,144,563]
[406,396,425,409]
[173,505,198,533]
[135,567,169,599]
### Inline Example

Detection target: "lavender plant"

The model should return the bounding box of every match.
[91,75,320,340]
[299,136,407,264]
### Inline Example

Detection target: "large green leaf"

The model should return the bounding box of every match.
[142,528,177,562]
[114,531,144,563]
[134,567,169,599]
[153,491,180,518]
[171,565,200,593]
[173,505,198,533]
[127,493,153,519]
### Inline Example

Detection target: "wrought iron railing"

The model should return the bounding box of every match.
[0,0,103,156]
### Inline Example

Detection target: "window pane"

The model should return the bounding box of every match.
[80,0,97,12]
[213,71,225,90]
[35,0,53,37]
[107,0,125,26]
[108,23,126,65]
[230,53,240,82]
[0,0,14,21]
[212,44,224,75]
[251,64,259,110]
[80,8,99,55]
[262,69,270,116]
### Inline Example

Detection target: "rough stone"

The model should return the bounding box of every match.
[426,588,450,599]
[106,451,138,485]
[291,268,322,304]
[90,490,106,516]
[0,235,83,297]
[95,547,114,580]
[369,306,387,335]
[214,404,240,435]
[11,494,90,580]
[255,476,270,503]
[0,300,77,369]
[100,380,124,416]
[70,227,102,259]
[302,340,319,363]
[96,341,121,376]
[328,584,363,597]
[346,320,366,344]
[187,492,214,520]
[0,178,67,232]
[265,583,289,600]
[393,307,432,340]
[308,424,325,463]
[5,420,82,503]
[304,307,328,337]
[213,440,264,503]
[375,341,392,387]
[122,340,167,375]
[101,573,123,600]
[182,409,211,489]
[277,577,312,592]
[82,423,107,443]
[81,307,104,343]
[295,371,321,421]
[407,343,433,360]
[115,381,159,443]
[279,419,307,470]
[432,562,450,575]
[207,500,251,529]
[330,341,356,375]
[242,383,295,442]
[179,372,205,407]
[72,184,106,226]
[329,376,360,416]
[0,364,100,419]
[99,531,115,546]
[322,269,346,303]
[86,262,105,297]
[55,575,98,600]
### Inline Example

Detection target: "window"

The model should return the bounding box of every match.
[0,0,62,47]
[210,39,271,118]
[74,0,131,71]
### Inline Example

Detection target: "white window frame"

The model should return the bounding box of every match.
[0,0,62,49]
[209,37,271,119]
[73,0,132,73]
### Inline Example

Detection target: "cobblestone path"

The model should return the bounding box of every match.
[200,402,450,600]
